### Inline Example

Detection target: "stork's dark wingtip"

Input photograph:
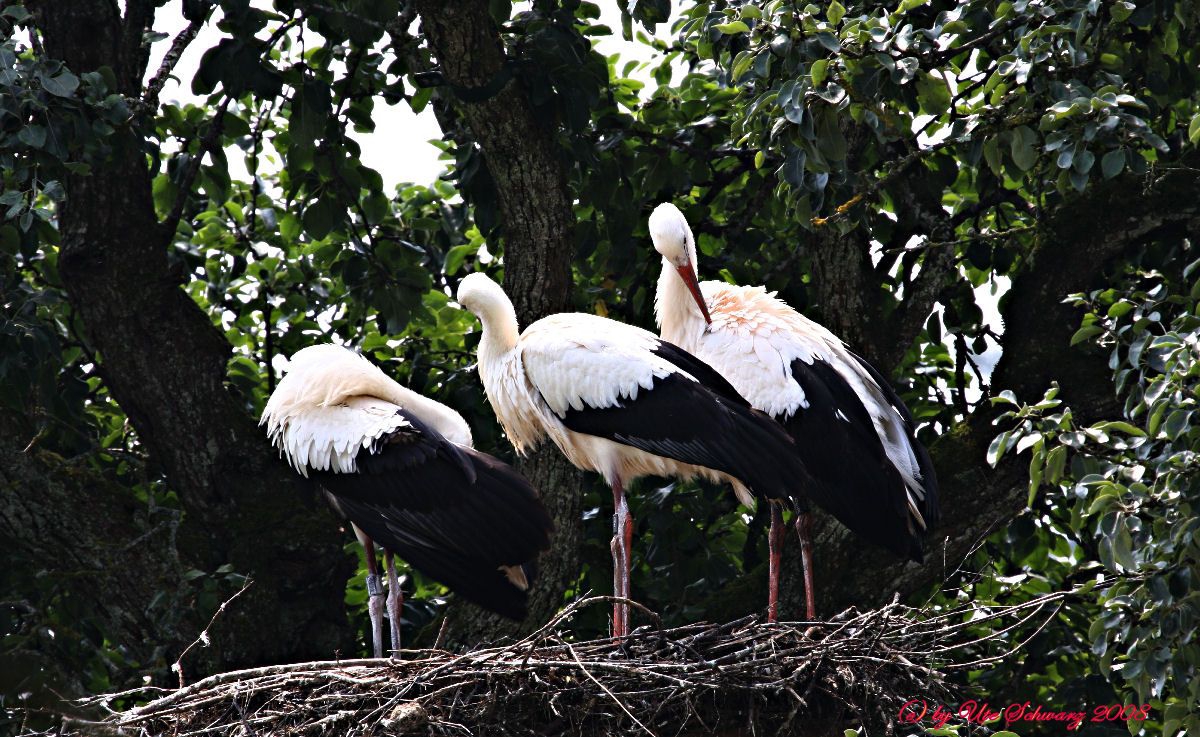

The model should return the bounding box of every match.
[317,434,553,623]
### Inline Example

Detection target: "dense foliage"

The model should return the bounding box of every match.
[986,254,1200,735]
[2,0,1198,733]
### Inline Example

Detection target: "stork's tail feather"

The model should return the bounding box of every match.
[331,449,553,620]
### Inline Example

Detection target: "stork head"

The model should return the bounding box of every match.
[457,272,507,317]
[648,202,711,325]
[457,272,520,351]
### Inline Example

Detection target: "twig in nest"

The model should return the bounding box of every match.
[433,611,452,651]
[172,578,254,689]
[564,639,657,737]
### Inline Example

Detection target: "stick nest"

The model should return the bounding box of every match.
[58,593,1061,737]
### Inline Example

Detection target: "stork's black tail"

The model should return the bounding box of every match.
[318,445,553,620]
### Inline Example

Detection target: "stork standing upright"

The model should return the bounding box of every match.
[648,202,940,621]
[455,272,811,638]
[261,344,553,657]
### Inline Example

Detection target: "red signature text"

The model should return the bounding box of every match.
[898,699,1151,731]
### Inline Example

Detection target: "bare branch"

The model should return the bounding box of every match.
[139,15,207,114]
[172,578,254,689]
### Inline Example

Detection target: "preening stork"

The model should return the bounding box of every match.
[648,202,940,621]
[455,273,811,638]
[261,344,553,657]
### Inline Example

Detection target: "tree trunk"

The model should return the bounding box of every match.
[25,0,354,678]
[412,0,585,644]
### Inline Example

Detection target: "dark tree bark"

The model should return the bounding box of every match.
[410,0,585,644]
[21,0,354,677]
[0,411,186,704]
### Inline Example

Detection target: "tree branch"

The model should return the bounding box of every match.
[139,13,208,115]
[119,0,156,89]
[877,164,961,369]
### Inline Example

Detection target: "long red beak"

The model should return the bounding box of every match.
[676,264,712,325]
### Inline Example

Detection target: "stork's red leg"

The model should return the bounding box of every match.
[794,512,816,620]
[610,477,632,640]
[383,549,403,658]
[767,503,785,623]
[355,525,385,658]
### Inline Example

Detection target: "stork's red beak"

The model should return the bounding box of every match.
[676,264,712,325]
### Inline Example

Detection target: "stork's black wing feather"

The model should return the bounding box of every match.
[782,357,931,562]
[848,351,940,530]
[312,411,552,620]
[556,340,810,500]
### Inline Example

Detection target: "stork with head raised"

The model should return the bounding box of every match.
[455,272,811,638]
[648,202,940,621]
[261,344,553,657]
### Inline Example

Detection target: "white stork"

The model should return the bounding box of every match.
[260,344,553,657]
[648,202,940,621]
[455,273,811,638]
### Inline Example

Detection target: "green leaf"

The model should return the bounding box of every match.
[1070,324,1105,346]
[291,80,332,148]
[279,213,301,241]
[410,86,433,114]
[731,51,755,82]
[17,125,46,148]
[1028,454,1043,507]
[1,5,31,22]
[810,59,829,86]
[1101,149,1126,179]
[983,136,1002,175]
[41,71,80,97]
[443,243,475,275]
[1010,125,1038,171]
[1096,420,1146,437]
[362,193,390,225]
[827,0,846,25]
[1113,524,1136,570]
[151,174,179,215]
[1045,445,1067,485]
[916,71,951,114]
[1107,300,1133,318]
[1188,113,1200,146]
[488,0,512,23]
[987,431,1011,466]
[302,198,338,240]
[714,21,750,34]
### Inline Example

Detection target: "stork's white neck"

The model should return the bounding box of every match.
[469,295,548,454]
[655,257,706,351]
[475,294,521,367]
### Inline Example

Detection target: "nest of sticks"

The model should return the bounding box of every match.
[55,593,1064,737]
